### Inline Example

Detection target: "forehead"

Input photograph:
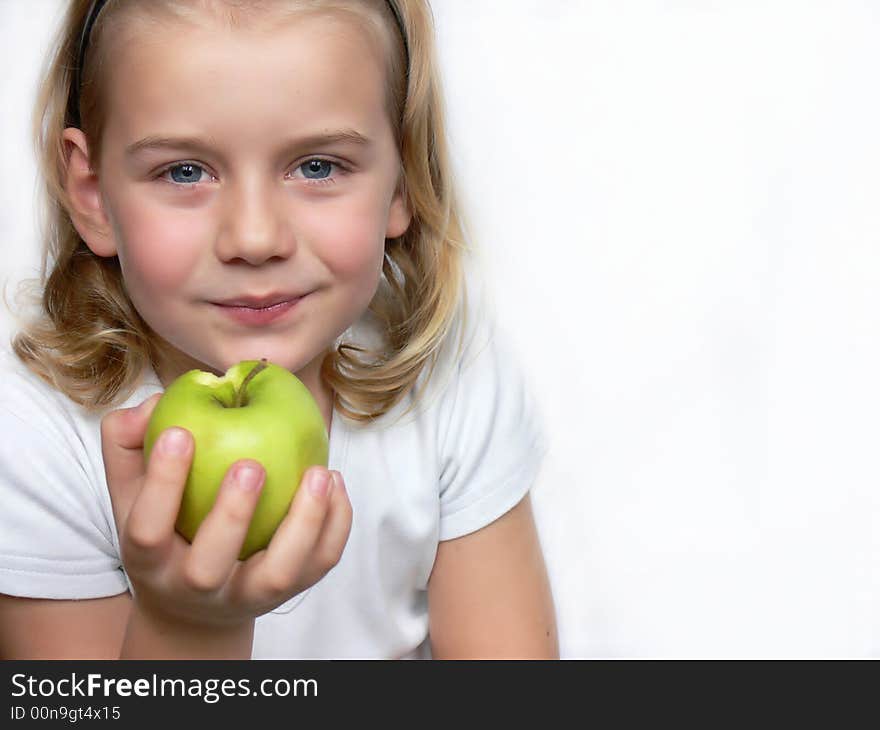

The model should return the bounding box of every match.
[103,10,392,149]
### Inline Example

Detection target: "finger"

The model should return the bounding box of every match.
[102,393,164,525]
[230,466,334,602]
[182,460,266,593]
[308,471,353,579]
[122,426,193,567]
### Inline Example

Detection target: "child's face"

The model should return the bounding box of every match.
[66,11,411,394]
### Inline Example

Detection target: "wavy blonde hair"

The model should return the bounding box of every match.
[9,0,471,423]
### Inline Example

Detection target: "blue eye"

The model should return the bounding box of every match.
[156,157,344,189]
[300,159,333,179]
[167,163,207,184]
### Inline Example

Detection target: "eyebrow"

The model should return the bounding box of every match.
[125,129,373,158]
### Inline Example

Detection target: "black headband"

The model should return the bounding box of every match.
[68,0,410,128]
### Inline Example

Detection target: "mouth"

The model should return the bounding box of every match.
[213,292,304,309]
[211,295,305,326]
[216,299,300,311]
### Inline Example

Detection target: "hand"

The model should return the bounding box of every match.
[100,394,353,630]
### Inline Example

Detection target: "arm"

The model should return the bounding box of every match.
[0,593,254,659]
[0,394,351,660]
[0,594,130,659]
[427,494,559,659]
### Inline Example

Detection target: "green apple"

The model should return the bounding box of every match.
[143,358,329,560]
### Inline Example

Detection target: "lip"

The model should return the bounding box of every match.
[215,292,303,308]
[212,296,303,326]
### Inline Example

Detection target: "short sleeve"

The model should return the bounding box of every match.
[437,317,549,541]
[0,402,128,600]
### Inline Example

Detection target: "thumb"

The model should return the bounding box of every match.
[101,392,164,526]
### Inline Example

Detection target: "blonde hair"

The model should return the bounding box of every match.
[9,0,472,423]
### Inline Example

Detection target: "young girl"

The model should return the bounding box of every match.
[0,0,557,659]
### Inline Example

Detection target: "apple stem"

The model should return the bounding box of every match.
[235,358,268,408]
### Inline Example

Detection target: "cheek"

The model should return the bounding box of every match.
[306,198,387,279]
[114,205,205,291]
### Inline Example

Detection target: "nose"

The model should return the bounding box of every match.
[214,175,295,265]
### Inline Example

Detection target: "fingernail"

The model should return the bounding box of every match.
[308,469,330,498]
[160,427,190,455]
[234,463,264,492]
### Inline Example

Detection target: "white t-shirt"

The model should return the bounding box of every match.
[0,295,548,659]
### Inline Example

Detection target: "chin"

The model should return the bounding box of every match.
[217,348,321,376]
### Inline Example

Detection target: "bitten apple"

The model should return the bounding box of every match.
[143,358,329,559]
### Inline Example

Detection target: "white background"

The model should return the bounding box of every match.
[2,1,879,657]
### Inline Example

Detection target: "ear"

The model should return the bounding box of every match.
[62,127,117,257]
[385,171,413,240]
